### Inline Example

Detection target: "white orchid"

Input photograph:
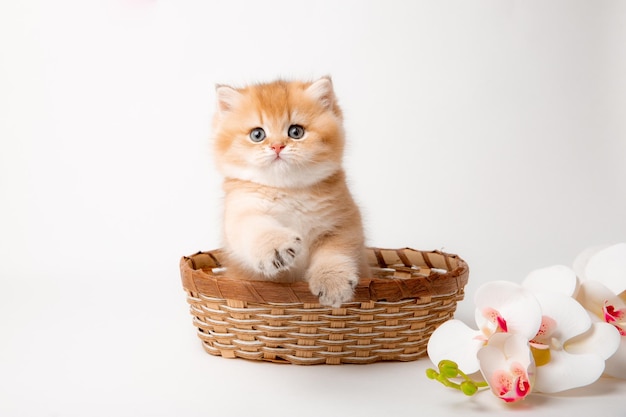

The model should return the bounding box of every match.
[426,281,543,402]
[427,281,542,374]
[527,292,620,392]
[477,333,535,402]
[574,243,626,379]
[520,265,621,392]
[427,247,624,403]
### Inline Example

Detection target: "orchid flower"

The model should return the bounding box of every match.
[426,244,626,402]
[521,265,621,392]
[574,243,626,379]
[527,292,620,392]
[427,281,542,374]
[477,333,535,402]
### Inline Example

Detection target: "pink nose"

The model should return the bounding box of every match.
[271,143,285,155]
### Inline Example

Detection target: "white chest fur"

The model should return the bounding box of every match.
[228,186,338,245]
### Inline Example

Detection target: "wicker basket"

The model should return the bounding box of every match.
[180,247,469,365]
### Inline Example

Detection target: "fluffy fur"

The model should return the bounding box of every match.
[212,77,368,307]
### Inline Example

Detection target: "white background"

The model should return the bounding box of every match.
[1,1,625,416]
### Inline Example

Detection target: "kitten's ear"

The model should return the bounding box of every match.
[305,76,336,110]
[215,85,242,114]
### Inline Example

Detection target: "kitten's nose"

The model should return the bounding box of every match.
[271,143,286,155]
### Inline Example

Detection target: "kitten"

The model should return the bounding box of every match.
[212,77,368,307]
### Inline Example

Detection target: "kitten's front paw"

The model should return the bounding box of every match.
[308,265,359,308]
[253,232,302,277]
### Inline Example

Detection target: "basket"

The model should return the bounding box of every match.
[180,247,469,365]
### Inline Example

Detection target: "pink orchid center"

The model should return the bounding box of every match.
[482,307,508,333]
[491,362,531,403]
[529,316,559,366]
[603,301,626,336]
[531,315,557,345]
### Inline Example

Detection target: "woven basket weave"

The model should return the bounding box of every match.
[180,247,469,365]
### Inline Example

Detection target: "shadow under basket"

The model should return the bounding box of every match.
[180,247,469,365]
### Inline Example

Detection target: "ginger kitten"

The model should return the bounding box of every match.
[212,77,368,307]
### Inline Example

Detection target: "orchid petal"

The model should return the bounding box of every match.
[522,265,578,297]
[577,280,626,322]
[604,340,626,379]
[474,281,542,340]
[533,350,605,393]
[585,243,626,294]
[533,293,591,344]
[565,322,621,360]
[478,333,533,367]
[477,333,534,402]
[572,245,607,281]
[427,319,484,374]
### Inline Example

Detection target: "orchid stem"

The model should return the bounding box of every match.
[457,369,488,388]
[426,360,489,396]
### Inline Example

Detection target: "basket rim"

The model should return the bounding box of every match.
[180,247,469,304]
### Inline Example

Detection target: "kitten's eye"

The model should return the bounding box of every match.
[249,127,266,143]
[287,124,305,139]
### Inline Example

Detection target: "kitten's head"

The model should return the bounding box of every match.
[212,77,345,188]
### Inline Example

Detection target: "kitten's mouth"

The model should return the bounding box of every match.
[270,156,291,168]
